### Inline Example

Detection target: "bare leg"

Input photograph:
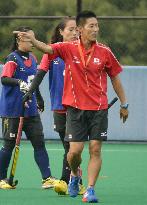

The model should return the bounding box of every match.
[67,142,84,176]
[88,140,102,186]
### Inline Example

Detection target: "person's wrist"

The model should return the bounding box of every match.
[120,103,129,109]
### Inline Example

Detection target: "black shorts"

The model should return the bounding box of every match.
[53,112,66,133]
[2,115,44,143]
[65,107,108,142]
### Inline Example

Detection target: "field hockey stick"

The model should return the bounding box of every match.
[8,104,25,187]
[108,97,118,109]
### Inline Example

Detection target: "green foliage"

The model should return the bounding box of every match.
[109,0,140,11]
[0,0,147,65]
[0,0,17,16]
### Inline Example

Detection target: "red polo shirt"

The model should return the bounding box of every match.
[50,40,122,110]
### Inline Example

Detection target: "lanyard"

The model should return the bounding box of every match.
[78,41,95,87]
[78,41,95,68]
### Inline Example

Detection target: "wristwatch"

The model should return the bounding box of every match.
[120,103,129,109]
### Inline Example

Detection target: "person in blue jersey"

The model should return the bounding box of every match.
[39,17,86,195]
[0,26,57,189]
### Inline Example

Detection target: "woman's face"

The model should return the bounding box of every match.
[60,20,78,42]
[17,30,34,52]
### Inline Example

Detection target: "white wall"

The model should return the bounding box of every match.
[0,65,147,141]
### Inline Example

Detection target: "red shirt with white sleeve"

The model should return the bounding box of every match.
[49,39,122,111]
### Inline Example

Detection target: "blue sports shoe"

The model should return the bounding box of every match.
[82,187,98,203]
[68,176,80,197]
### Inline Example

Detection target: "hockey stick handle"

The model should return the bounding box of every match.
[15,117,24,146]
[15,103,25,146]
[108,97,118,109]
[8,104,25,186]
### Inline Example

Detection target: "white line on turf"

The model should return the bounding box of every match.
[21,148,147,152]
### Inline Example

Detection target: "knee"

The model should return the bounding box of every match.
[89,141,102,158]
[31,140,45,150]
[67,143,84,160]
[89,147,101,158]
[68,149,82,160]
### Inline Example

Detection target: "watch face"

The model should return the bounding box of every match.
[121,104,129,109]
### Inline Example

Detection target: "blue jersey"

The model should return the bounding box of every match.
[0,51,38,117]
[49,57,65,111]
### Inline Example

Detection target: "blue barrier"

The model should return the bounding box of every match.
[0,64,147,141]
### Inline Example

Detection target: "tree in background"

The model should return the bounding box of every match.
[0,0,17,59]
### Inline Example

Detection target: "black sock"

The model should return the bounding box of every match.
[59,132,71,184]
[60,151,71,184]
[0,147,12,180]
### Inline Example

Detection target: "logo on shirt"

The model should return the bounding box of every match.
[24,59,32,67]
[20,67,25,72]
[68,134,73,139]
[94,58,101,65]
[72,56,80,64]
[10,133,16,138]
[101,132,107,137]
[53,60,59,64]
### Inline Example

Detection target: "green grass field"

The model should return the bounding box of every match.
[0,141,147,205]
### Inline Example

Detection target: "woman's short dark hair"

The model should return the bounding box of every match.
[11,26,32,51]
